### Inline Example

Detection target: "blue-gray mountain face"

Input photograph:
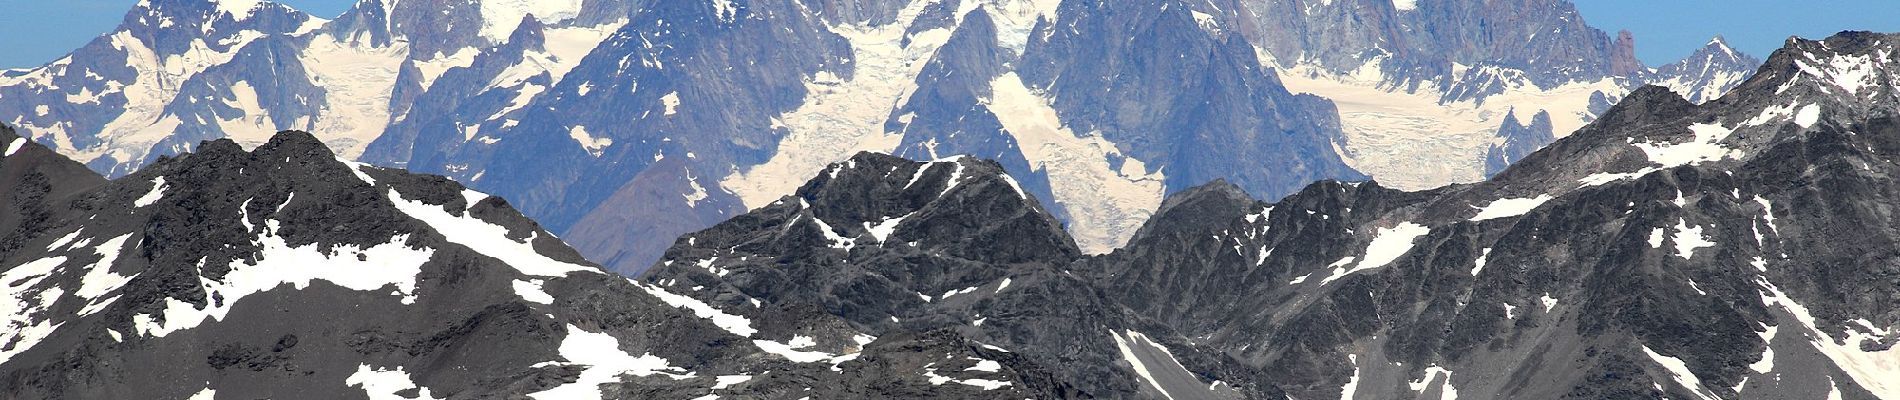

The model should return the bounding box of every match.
[0,0,1758,275]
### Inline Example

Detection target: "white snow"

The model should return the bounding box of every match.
[1794,104,1822,128]
[1407,364,1458,400]
[187,386,215,400]
[133,220,435,337]
[1111,330,1178,400]
[341,160,379,186]
[300,34,408,160]
[660,91,681,116]
[215,0,263,18]
[712,375,752,390]
[1638,123,1741,169]
[569,126,613,157]
[1648,228,1667,248]
[1749,325,1778,374]
[969,359,1003,373]
[0,256,70,365]
[134,177,168,207]
[527,324,690,400]
[1745,103,1798,127]
[723,0,1006,231]
[1580,123,1741,187]
[752,339,836,363]
[1321,222,1431,285]
[1641,345,1719,400]
[1754,197,1780,235]
[995,278,1012,293]
[1540,294,1558,313]
[1277,57,1629,191]
[388,188,596,277]
[922,366,1013,390]
[635,281,756,337]
[939,286,979,300]
[513,279,554,304]
[477,0,584,43]
[4,137,23,156]
[1796,51,1884,96]
[865,216,906,243]
[1470,248,1492,276]
[74,234,136,314]
[683,170,710,208]
[47,229,82,250]
[347,364,443,400]
[1341,354,1362,400]
[1503,302,1517,319]
[410,48,479,90]
[1757,274,1900,399]
[1671,219,1715,259]
[987,72,1166,254]
[1470,195,1554,221]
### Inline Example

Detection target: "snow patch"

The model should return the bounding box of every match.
[134,176,168,207]
[1321,223,1431,285]
[1341,354,1362,400]
[477,0,584,43]
[347,364,443,400]
[1671,219,1715,259]
[1758,274,1900,398]
[513,279,554,304]
[568,126,612,157]
[712,374,752,390]
[1407,365,1458,399]
[1794,104,1822,128]
[133,220,435,337]
[1641,345,1719,400]
[4,137,23,156]
[1470,248,1492,276]
[388,188,596,277]
[661,91,681,116]
[74,234,136,313]
[1470,195,1554,221]
[635,281,756,337]
[527,324,690,400]
[1111,330,1179,400]
[0,256,70,365]
[1581,123,1741,187]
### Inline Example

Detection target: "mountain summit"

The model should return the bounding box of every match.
[0,129,1075,399]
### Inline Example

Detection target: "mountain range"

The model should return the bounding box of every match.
[0,0,1762,276]
[5,27,1900,398]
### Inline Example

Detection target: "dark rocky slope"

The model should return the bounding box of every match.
[649,31,1900,400]
[0,130,1071,399]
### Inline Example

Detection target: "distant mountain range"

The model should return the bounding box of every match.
[0,0,1759,277]
[5,28,1899,398]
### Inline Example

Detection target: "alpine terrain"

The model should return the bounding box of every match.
[5,28,1900,398]
[0,0,1761,275]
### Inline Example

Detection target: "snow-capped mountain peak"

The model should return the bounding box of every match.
[1653,35,1763,104]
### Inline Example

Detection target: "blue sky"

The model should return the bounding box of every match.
[1,0,1897,69]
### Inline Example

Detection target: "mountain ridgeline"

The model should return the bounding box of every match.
[647,30,1900,400]
[3,29,1900,399]
[0,0,1762,276]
